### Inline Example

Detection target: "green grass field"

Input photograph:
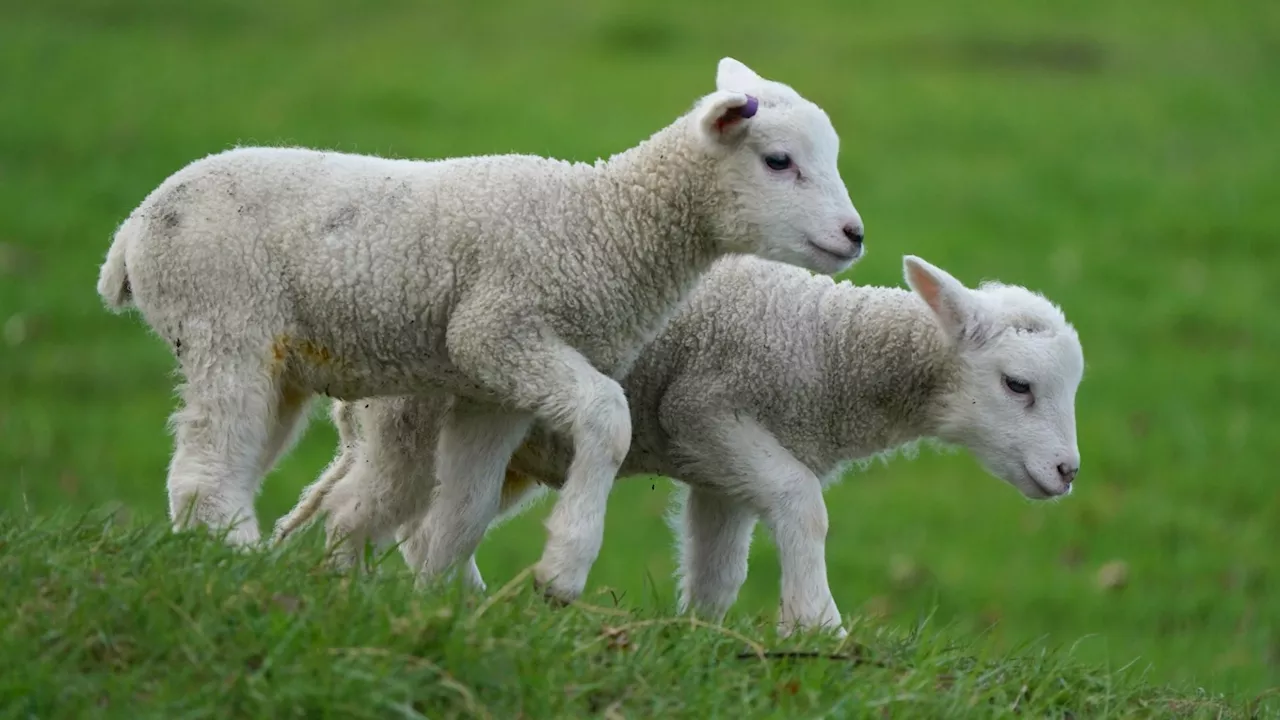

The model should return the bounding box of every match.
[1,513,1259,718]
[2,0,1278,714]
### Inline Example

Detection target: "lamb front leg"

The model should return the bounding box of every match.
[765,482,844,638]
[524,351,630,603]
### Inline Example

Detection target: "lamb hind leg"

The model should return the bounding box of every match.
[324,395,453,570]
[675,416,844,636]
[673,487,758,621]
[419,326,628,602]
[398,525,488,591]
[395,456,550,591]
[271,440,356,547]
[271,401,358,545]
[413,398,533,587]
[166,363,282,547]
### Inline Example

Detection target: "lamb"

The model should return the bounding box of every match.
[276,254,1084,635]
[96,57,865,603]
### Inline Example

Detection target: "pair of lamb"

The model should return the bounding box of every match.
[99,58,1083,635]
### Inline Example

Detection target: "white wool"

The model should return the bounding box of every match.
[97,58,863,603]
[277,254,1084,634]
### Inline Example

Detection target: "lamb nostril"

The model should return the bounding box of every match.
[1057,463,1079,484]
[842,224,864,245]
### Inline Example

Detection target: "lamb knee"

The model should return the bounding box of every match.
[572,376,630,467]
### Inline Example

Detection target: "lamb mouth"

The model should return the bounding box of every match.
[807,239,860,262]
[1022,464,1064,498]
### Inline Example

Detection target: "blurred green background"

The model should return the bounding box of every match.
[2,0,1277,700]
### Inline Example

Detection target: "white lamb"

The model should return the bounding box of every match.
[96,58,864,603]
[276,254,1084,635]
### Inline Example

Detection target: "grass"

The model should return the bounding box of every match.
[0,511,1260,718]
[1,0,1278,714]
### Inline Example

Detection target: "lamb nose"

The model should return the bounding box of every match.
[1057,463,1079,484]
[842,224,864,245]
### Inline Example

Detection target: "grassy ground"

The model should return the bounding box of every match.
[0,512,1259,718]
[2,0,1278,713]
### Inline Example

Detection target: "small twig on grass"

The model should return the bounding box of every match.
[735,643,892,668]
[328,646,491,720]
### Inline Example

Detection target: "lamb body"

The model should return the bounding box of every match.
[278,254,1085,633]
[97,58,864,601]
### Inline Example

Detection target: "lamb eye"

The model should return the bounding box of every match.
[1003,376,1031,395]
[763,153,792,171]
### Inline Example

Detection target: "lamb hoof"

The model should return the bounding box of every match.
[532,567,582,607]
[219,523,264,551]
[322,543,365,574]
[542,592,571,610]
[776,620,848,640]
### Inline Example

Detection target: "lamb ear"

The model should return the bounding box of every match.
[903,255,973,339]
[716,57,763,91]
[696,90,758,145]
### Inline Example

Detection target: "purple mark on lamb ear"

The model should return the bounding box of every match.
[714,94,760,132]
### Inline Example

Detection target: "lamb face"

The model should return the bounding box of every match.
[905,256,1084,500]
[694,58,864,276]
[955,313,1083,499]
